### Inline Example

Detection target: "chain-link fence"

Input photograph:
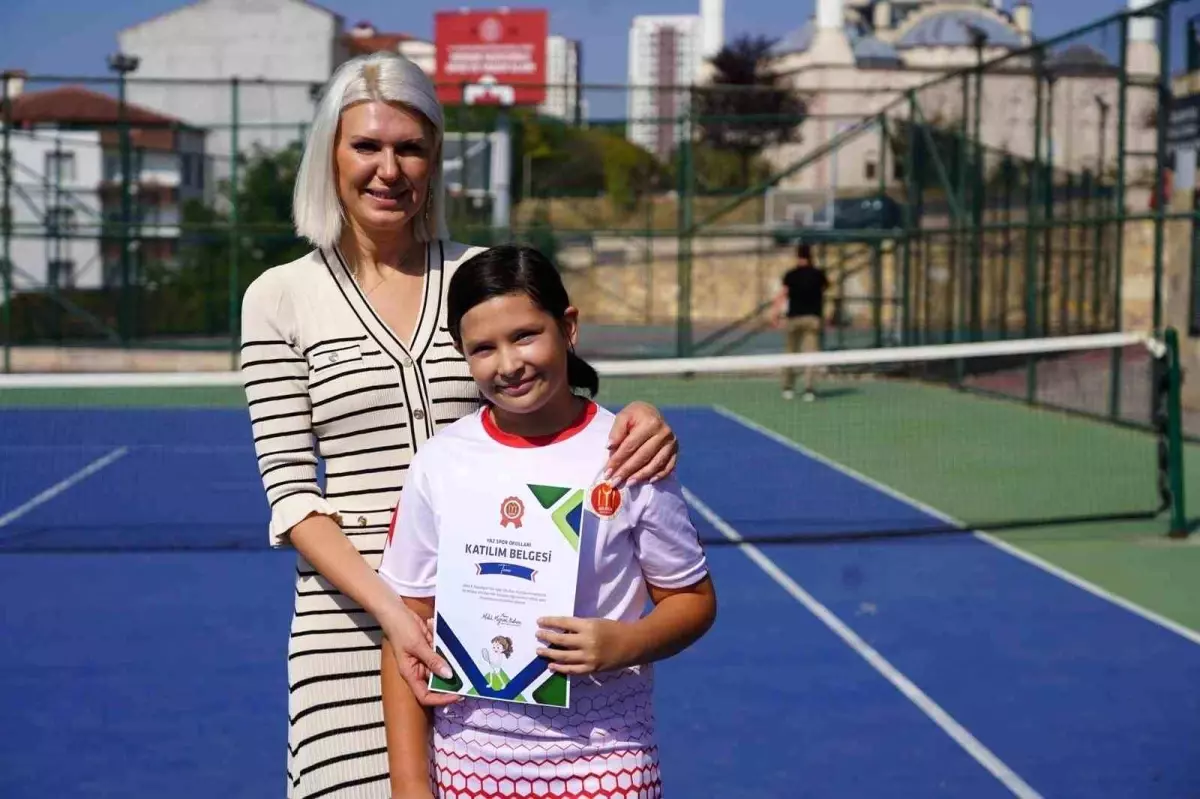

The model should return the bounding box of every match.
[0,0,1190,376]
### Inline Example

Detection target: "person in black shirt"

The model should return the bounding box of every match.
[772,243,830,401]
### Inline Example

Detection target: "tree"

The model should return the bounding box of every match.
[692,35,807,186]
[164,143,310,335]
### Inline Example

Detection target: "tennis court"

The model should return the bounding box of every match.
[1,335,1198,798]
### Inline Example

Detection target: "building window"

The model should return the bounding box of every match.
[48,259,76,289]
[45,151,76,185]
[865,160,878,181]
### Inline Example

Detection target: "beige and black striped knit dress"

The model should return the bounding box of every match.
[239,240,486,799]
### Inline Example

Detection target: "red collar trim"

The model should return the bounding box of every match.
[481,401,597,448]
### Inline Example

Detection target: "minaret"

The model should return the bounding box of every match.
[700,0,724,59]
[810,0,855,64]
[1013,0,1032,45]
[1126,0,1161,76]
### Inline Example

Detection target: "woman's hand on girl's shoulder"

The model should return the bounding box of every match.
[605,402,678,487]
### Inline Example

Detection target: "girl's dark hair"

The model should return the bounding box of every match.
[796,242,814,264]
[447,245,599,398]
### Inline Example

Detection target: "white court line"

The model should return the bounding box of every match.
[682,487,1044,799]
[713,404,1200,647]
[0,447,129,530]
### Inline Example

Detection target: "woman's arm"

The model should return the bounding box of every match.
[289,516,456,704]
[240,274,453,703]
[383,598,438,799]
[535,576,716,675]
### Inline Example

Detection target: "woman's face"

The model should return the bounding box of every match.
[334,100,435,241]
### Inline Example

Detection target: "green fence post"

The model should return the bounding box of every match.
[644,193,653,324]
[1060,171,1074,334]
[1076,171,1090,332]
[971,45,985,342]
[1163,328,1189,537]
[1025,59,1045,403]
[902,92,919,346]
[875,114,886,347]
[1001,156,1013,338]
[1111,17,1130,419]
[675,98,693,358]
[1152,5,1170,336]
[228,77,240,369]
[1,73,11,374]
[117,67,133,345]
[837,245,846,349]
[1041,74,1057,338]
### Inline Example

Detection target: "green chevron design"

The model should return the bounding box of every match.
[528,484,571,510]
[550,490,584,551]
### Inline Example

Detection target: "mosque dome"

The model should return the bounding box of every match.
[895,8,1024,49]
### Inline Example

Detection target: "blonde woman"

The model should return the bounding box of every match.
[239,53,679,799]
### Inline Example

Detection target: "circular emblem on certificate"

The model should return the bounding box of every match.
[589,482,622,518]
[499,496,525,528]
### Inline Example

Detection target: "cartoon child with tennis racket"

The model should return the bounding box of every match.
[481,635,513,690]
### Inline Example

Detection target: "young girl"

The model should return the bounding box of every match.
[378,245,717,799]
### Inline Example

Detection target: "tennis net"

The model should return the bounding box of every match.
[0,332,1184,552]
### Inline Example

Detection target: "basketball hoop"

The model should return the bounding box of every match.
[463,75,516,107]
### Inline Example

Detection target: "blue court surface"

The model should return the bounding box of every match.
[1,404,1198,798]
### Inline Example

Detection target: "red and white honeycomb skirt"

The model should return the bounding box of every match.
[433,744,662,799]
[429,669,663,798]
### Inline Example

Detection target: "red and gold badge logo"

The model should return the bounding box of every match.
[500,496,525,528]
[589,482,622,519]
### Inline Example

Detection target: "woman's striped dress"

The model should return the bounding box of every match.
[239,240,486,799]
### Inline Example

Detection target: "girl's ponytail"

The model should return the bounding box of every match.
[566,349,599,398]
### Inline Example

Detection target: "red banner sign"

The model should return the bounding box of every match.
[435,9,548,106]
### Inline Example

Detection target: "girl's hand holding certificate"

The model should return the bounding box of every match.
[535,616,636,675]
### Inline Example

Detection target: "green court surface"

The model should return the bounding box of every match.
[603,374,1200,632]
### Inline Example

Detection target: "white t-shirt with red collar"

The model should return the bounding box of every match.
[378,399,708,797]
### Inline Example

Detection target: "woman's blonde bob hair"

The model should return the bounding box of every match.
[293,53,450,249]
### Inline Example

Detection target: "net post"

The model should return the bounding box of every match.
[228,76,240,370]
[1163,328,1189,538]
[1,71,11,374]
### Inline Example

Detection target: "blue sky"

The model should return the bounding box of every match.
[1,0,1129,89]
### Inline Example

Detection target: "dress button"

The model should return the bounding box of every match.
[402,357,413,368]
[413,409,426,421]
[357,515,367,527]
[329,352,339,364]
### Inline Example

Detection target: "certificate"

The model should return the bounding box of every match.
[429,482,589,708]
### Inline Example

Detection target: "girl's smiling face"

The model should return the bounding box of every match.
[457,291,579,417]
